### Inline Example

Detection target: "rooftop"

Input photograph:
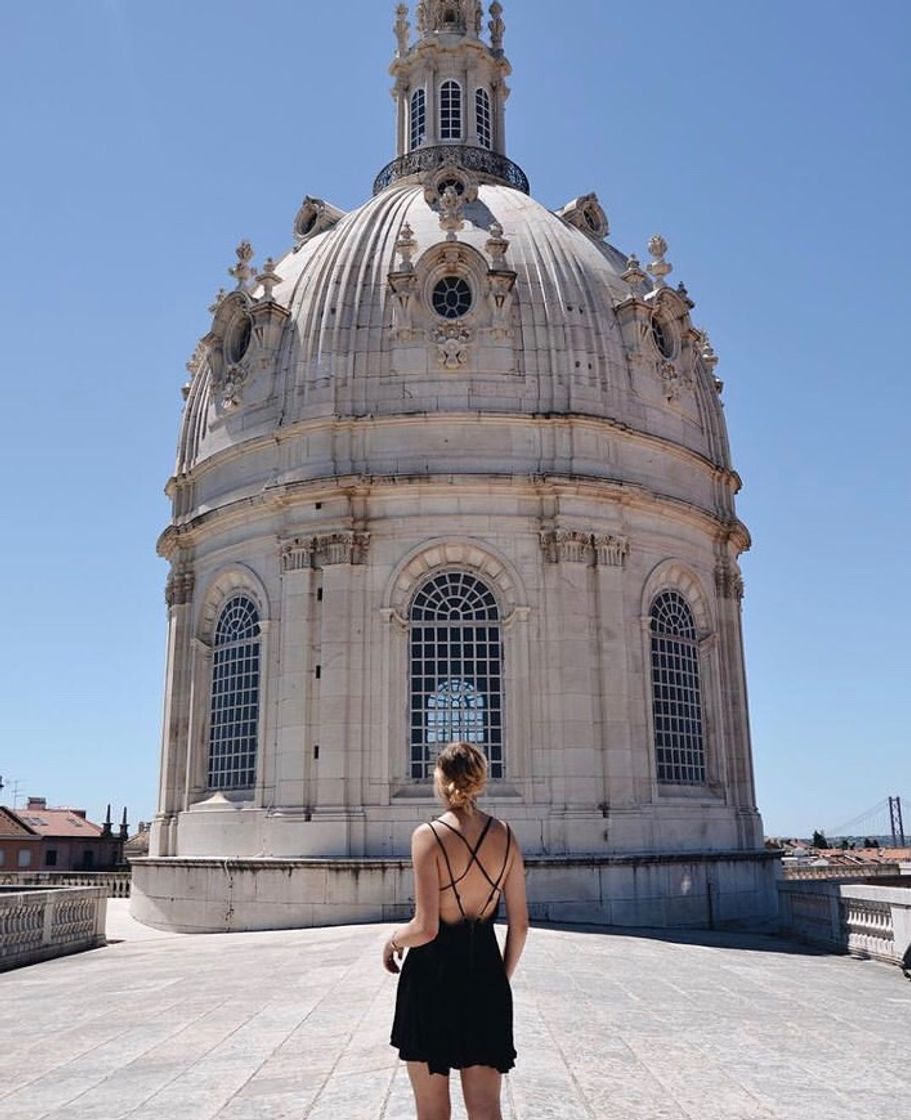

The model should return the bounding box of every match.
[0,902,908,1120]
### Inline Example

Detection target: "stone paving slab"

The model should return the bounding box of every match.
[0,902,908,1119]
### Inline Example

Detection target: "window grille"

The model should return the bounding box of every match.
[409,572,503,780]
[476,88,492,149]
[410,88,426,151]
[440,80,463,141]
[650,591,706,785]
[208,595,261,790]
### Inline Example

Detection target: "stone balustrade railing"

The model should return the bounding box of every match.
[778,880,911,968]
[0,886,107,972]
[781,863,903,881]
[0,870,131,898]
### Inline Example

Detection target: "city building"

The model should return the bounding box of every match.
[133,1,777,932]
[0,798,127,872]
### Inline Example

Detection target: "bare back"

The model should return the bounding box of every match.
[428,811,515,925]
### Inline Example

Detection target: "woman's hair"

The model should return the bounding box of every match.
[434,741,488,813]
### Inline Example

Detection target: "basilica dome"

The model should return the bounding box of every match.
[137,0,775,936]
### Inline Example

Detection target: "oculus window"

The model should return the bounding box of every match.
[208,595,261,790]
[409,572,504,781]
[432,276,472,319]
[650,591,706,785]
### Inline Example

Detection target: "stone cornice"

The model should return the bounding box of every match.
[169,411,742,497]
[157,474,750,560]
[165,563,195,608]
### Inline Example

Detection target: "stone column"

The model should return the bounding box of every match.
[312,532,370,854]
[273,539,318,812]
[151,560,194,858]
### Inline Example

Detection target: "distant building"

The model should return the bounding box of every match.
[0,798,128,872]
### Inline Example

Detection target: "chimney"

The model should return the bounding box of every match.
[27,797,47,810]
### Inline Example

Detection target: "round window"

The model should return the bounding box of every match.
[226,315,252,364]
[432,276,473,319]
[584,207,599,232]
[651,315,673,359]
[438,176,466,197]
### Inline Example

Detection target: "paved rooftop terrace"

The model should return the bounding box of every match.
[0,902,909,1120]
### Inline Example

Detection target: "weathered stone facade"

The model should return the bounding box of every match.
[134,2,775,932]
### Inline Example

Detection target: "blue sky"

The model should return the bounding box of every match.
[0,1,908,839]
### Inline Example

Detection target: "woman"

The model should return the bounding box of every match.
[384,741,529,1120]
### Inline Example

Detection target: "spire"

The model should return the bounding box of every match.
[417,1,483,37]
[385,2,518,185]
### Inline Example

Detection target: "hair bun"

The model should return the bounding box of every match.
[435,742,488,813]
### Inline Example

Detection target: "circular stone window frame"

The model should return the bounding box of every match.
[423,164,479,207]
[422,258,481,326]
[650,312,677,361]
[431,275,474,320]
[225,309,254,365]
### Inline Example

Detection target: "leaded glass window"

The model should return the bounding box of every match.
[409,572,503,780]
[650,591,706,785]
[410,88,426,151]
[208,595,261,790]
[476,88,492,149]
[440,80,462,141]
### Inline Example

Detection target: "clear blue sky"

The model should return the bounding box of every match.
[1,1,908,839]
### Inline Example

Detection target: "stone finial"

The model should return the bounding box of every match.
[622,253,647,290]
[208,287,227,314]
[256,257,282,301]
[394,4,410,54]
[439,185,465,240]
[489,2,505,51]
[700,331,724,393]
[647,235,673,289]
[486,220,509,269]
[394,222,418,272]
[229,240,255,290]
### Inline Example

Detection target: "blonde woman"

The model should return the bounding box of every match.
[384,741,529,1120]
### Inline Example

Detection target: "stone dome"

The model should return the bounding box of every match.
[176,180,735,532]
[140,2,773,937]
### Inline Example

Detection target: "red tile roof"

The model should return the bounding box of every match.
[0,806,38,838]
[6,807,103,838]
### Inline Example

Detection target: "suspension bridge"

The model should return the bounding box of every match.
[826,795,907,845]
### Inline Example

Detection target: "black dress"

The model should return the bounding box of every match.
[390,816,516,1076]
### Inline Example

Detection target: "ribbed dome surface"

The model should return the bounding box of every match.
[177,181,730,510]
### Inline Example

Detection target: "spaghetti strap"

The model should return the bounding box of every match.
[477,823,512,920]
[428,821,466,918]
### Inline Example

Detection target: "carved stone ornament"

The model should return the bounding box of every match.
[255,258,282,302]
[659,359,682,402]
[281,532,371,572]
[434,322,473,370]
[647,234,673,290]
[395,222,418,273]
[486,221,509,269]
[621,254,647,291]
[218,363,249,409]
[715,559,745,601]
[423,161,479,206]
[229,240,255,291]
[394,3,410,54]
[439,185,465,240]
[489,1,505,52]
[165,563,195,608]
[540,530,629,568]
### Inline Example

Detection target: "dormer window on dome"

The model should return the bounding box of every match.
[432,275,473,319]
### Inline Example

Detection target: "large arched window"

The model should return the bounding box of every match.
[440,80,463,141]
[475,88,492,149]
[650,591,706,785]
[410,88,426,151]
[409,572,503,780]
[208,595,261,790]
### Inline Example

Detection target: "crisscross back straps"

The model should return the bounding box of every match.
[428,821,466,919]
[433,816,511,921]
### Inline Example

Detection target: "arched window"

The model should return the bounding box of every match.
[208,595,261,790]
[410,88,426,151]
[440,80,462,141]
[475,88,492,149]
[409,572,503,780]
[650,591,706,785]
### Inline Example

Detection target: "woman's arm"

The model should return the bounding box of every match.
[383,824,440,974]
[502,838,529,980]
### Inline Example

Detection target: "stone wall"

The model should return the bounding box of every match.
[130,850,778,934]
[0,886,108,972]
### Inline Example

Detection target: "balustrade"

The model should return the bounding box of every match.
[0,887,107,972]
